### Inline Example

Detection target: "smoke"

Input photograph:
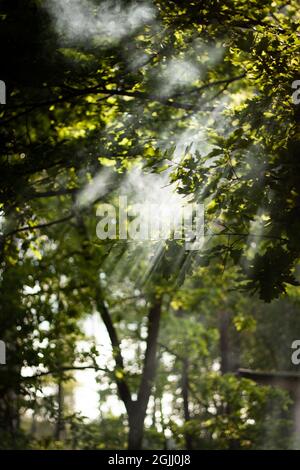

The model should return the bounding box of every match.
[76,168,115,208]
[47,0,156,44]
[158,58,201,98]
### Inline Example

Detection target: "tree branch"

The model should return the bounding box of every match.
[96,294,132,412]
[2,214,74,239]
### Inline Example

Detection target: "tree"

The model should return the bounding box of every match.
[1,0,300,451]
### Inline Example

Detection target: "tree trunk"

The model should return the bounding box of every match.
[55,381,65,440]
[97,293,162,450]
[127,298,162,449]
[219,311,230,374]
[182,358,193,450]
[128,404,146,450]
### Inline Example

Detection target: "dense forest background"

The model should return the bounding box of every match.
[0,0,300,450]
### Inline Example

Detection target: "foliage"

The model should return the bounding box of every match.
[0,0,300,450]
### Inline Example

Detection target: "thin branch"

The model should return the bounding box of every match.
[1,73,247,124]
[3,214,74,239]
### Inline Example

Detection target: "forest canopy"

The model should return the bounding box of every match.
[0,0,300,451]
